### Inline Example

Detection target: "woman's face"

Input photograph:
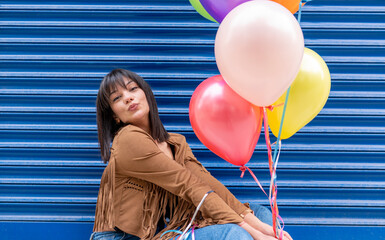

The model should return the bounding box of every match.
[109,77,150,127]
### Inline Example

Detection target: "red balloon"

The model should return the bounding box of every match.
[189,75,263,166]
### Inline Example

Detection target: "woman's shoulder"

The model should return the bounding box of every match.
[117,124,152,138]
[112,125,153,146]
[168,132,187,145]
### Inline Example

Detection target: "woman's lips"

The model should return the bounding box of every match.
[128,103,138,111]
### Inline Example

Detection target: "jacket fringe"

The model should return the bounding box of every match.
[93,158,116,232]
[141,183,214,240]
[93,150,215,239]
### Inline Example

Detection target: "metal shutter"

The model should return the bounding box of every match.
[0,0,384,239]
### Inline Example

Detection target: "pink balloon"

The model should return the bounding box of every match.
[189,75,263,166]
[215,0,304,107]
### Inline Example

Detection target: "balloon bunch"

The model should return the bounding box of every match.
[189,0,330,239]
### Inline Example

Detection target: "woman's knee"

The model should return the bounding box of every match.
[192,223,253,240]
[248,203,273,226]
[224,224,253,240]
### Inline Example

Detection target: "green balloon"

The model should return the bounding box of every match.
[189,0,218,23]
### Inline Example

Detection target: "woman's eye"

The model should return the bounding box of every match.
[112,95,121,102]
[130,87,138,91]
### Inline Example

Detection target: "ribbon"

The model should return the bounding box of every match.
[161,226,193,240]
[263,2,306,239]
[240,165,268,197]
[191,224,196,240]
[162,1,309,239]
[263,108,279,236]
[160,192,211,240]
[160,230,183,240]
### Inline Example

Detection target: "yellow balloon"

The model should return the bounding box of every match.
[267,48,331,139]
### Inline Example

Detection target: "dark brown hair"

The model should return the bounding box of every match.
[96,68,169,163]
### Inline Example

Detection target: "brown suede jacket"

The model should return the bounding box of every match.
[93,124,252,239]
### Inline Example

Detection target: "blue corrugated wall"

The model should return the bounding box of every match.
[1,0,385,239]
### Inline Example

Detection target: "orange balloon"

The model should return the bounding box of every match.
[272,0,306,14]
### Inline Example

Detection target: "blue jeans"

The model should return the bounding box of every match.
[251,203,273,226]
[90,203,272,240]
[90,230,139,240]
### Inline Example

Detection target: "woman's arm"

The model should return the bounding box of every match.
[244,213,293,240]
[185,159,252,217]
[112,125,243,224]
[239,221,281,240]
[182,138,251,217]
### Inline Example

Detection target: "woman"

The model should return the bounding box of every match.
[90,69,293,240]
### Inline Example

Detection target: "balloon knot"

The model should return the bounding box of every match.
[267,103,284,111]
[240,165,247,178]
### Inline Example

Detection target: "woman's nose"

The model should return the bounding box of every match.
[123,91,134,103]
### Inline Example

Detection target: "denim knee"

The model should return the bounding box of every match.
[191,223,253,240]
[224,224,254,240]
[90,231,138,240]
[248,203,273,226]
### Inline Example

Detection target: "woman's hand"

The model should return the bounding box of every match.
[238,221,279,240]
[281,231,293,240]
[271,230,293,240]
[243,213,293,240]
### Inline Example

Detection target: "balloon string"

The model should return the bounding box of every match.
[270,88,289,240]
[298,2,302,23]
[273,141,282,174]
[270,0,305,225]
[268,2,306,239]
[277,213,285,240]
[240,159,278,238]
[271,2,306,163]
[263,108,274,174]
[269,141,281,201]
[271,86,290,166]
[270,141,284,239]
[298,0,312,24]
[272,0,305,219]
[161,230,183,240]
[192,224,196,240]
[263,108,280,237]
[240,165,268,197]
[247,1,307,239]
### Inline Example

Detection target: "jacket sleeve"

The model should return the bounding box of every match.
[183,141,253,218]
[111,125,243,224]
